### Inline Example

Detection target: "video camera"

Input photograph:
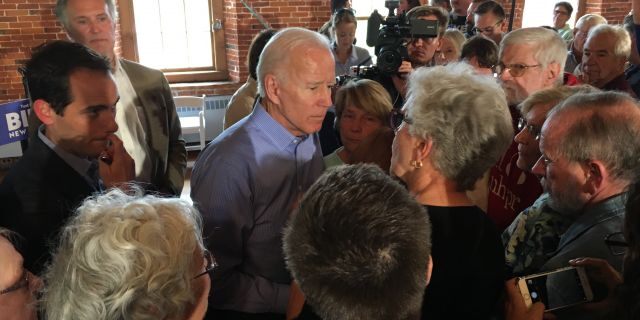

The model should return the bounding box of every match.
[335,1,440,87]
[366,0,439,75]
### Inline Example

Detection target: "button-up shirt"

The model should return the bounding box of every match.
[190,102,324,314]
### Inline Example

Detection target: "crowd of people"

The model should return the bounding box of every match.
[3,0,640,319]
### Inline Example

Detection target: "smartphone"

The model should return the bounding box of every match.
[517,266,594,312]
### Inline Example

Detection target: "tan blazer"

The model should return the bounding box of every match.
[120,59,186,196]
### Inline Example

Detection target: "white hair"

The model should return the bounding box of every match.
[405,62,513,191]
[257,27,332,98]
[500,27,567,83]
[43,188,205,320]
[575,13,607,30]
[587,24,631,59]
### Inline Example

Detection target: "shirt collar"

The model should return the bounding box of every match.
[251,101,310,151]
[38,126,99,186]
[332,43,358,60]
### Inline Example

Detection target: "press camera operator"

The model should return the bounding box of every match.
[361,5,448,108]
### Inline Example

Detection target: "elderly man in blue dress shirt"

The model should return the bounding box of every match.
[190,27,335,319]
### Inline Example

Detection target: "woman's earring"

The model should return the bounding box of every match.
[410,160,423,169]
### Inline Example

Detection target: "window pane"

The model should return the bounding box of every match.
[133,0,212,69]
[352,1,397,65]
[522,0,579,28]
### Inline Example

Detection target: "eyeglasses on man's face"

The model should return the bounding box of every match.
[493,62,541,77]
[472,20,503,34]
[517,117,541,141]
[193,249,218,279]
[554,9,569,16]
[390,108,413,132]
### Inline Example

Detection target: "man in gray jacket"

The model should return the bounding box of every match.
[54,0,186,195]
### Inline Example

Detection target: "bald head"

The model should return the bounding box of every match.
[544,91,640,183]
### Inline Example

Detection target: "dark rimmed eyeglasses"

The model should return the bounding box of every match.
[390,109,413,131]
[517,117,541,141]
[472,20,504,34]
[493,63,541,77]
[604,232,628,256]
[0,269,29,295]
[193,249,218,279]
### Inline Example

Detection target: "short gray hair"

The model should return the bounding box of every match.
[55,0,117,30]
[519,84,599,116]
[549,91,640,183]
[257,27,331,98]
[284,164,431,320]
[43,188,205,320]
[405,62,513,191]
[587,24,631,59]
[500,27,567,82]
[575,13,607,30]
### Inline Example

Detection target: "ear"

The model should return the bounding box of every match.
[583,160,605,195]
[499,20,507,32]
[544,61,561,86]
[414,138,433,162]
[264,74,281,106]
[33,99,56,125]
[425,254,433,286]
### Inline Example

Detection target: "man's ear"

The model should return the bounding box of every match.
[584,160,605,195]
[33,99,56,125]
[264,74,281,105]
[499,20,507,32]
[544,61,561,86]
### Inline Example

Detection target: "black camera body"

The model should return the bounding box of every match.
[366,0,439,76]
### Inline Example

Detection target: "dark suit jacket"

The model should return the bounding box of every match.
[0,135,95,275]
[25,60,186,196]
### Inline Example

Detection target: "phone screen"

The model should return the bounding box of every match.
[525,268,588,310]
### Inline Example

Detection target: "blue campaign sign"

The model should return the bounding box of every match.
[0,99,30,146]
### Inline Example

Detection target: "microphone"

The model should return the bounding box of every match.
[366,10,383,47]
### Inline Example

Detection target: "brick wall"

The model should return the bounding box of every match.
[0,0,633,103]
[583,0,631,24]
[500,0,525,30]
[223,0,330,83]
[0,1,66,103]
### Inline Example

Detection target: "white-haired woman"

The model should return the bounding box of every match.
[390,63,513,319]
[43,189,212,320]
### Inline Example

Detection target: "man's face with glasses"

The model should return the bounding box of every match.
[553,5,570,29]
[531,116,590,214]
[514,102,555,172]
[498,44,555,105]
[407,15,441,67]
[473,12,504,44]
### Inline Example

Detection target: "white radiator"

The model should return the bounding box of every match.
[176,95,231,145]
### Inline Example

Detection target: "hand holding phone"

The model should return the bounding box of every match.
[517,266,593,312]
[504,278,545,320]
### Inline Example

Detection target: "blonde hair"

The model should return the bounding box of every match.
[443,29,466,56]
[44,188,205,320]
[335,79,393,127]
